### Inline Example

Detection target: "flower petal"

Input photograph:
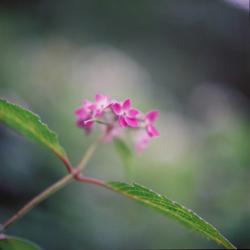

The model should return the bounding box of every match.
[112,103,122,115]
[95,93,105,102]
[118,116,128,128]
[128,108,139,117]
[122,99,131,110]
[125,117,138,128]
[84,120,94,128]
[75,107,85,116]
[135,132,151,154]
[146,124,160,137]
[75,108,90,120]
[82,99,93,108]
[146,110,159,123]
[76,119,85,128]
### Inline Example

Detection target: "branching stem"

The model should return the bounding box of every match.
[1,136,106,230]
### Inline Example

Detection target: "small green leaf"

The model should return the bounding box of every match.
[114,138,134,179]
[0,235,41,250]
[0,99,68,162]
[107,182,236,249]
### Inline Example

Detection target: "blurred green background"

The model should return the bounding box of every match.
[0,0,249,249]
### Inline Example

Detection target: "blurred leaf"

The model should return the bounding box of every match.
[0,235,41,250]
[0,99,68,162]
[114,138,134,179]
[107,182,236,250]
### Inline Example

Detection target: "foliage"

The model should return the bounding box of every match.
[107,182,236,250]
[0,235,41,250]
[0,99,68,162]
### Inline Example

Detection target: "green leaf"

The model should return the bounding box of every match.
[114,138,134,179]
[0,235,42,250]
[0,99,68,161]
[107,182,236,250]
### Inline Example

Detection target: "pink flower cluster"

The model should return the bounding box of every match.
[75,93,160,153]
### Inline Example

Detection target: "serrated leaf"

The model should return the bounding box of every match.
[107,182,236,249]
[114,138,134,179]
[0,235,42,250]
[0,99,68,162]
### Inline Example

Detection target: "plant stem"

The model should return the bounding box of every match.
[2,173,74,229]
[2,137,104,230]
[75,136,101,173]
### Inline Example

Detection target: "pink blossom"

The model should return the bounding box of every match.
[75,93,160,153]
[135,131,151,154]
[112,99,139,128]
[93,93,110,117]
[75,93,110,133]
[75,99,95,133]
[145,110,160,138]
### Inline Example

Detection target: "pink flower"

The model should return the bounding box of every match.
[75,99,95,133]
[145,110,160,138]
[75,93,160,153]
[112,99,139,128]
[75,93,110,133]
[135,131,151,154]
[93,93,110,117]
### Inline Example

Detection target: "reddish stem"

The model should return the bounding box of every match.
[53,150,74,173]
[1,137,103,230]
[75,175,106,188]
